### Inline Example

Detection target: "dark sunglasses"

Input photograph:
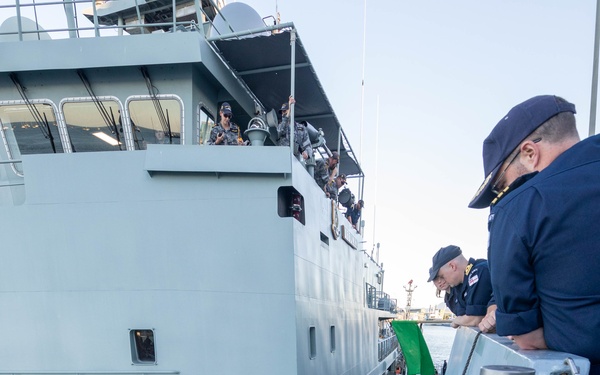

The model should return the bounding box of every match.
[223,114,231,118]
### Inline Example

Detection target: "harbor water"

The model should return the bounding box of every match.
[422,324,456,369]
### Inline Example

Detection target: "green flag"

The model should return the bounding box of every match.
[391,320,436,375]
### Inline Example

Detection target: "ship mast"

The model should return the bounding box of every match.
[403,280,416,320]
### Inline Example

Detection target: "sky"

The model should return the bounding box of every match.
[1,0,597,309]
[240,0,598,310]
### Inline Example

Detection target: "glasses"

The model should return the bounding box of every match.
[491,137,541,195]
[222,114,231,119]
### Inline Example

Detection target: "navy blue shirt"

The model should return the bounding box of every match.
[488,134,600,364]
[444,288,461,316]
[454,258,493,317]
[345,205,361,226]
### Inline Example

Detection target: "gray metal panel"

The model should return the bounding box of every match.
[144,144,292,174]
[447,327,591,375]
[0,32,205,72]
[4,146,300,373]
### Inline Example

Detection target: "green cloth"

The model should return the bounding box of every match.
[391,320,436,375]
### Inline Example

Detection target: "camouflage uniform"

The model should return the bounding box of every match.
[326,182,338,200]
[314,158,336,191]
[327,175,347,201]
[208,123,242,145]
[276,116,313,157]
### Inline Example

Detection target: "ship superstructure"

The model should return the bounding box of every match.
[0,1,399,374]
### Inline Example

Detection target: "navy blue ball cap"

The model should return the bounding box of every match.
[220,102,233,115]
[280,102,289,112]
[428,245,462,282]
[468,95,576,209]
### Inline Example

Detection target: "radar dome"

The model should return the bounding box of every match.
[0,16,51,42]
[209,2,269,38]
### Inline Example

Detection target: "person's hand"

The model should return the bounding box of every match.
[237,138,244,145]
[216,132,224,145]
[302,151,308,160]
[478,306,497,333]
[451,314,484,328]
[509,327,547,349]
[289,96,296,106]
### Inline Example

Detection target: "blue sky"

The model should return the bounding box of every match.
[2,0,597,309]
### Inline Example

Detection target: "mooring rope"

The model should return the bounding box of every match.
[461,331,482,375]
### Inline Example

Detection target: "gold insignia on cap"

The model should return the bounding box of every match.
[471,172,493,202]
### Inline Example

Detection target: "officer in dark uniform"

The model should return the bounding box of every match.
[469,95,600,369]
[428,245,493,328]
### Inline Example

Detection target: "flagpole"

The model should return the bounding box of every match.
[589,0,600,136]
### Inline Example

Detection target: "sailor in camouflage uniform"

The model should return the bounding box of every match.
[277,96,313,159]
[314,151,339,196]
[208,102,244,145]
[327,174,346,201]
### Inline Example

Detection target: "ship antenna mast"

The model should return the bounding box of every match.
[403,280,416,320]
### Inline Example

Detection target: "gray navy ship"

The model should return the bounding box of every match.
[0,1,400,374]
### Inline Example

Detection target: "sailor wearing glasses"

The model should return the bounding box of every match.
[470,95,600,371]
[208,102,244,145]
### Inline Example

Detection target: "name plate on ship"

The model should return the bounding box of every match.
[341,225,358,249]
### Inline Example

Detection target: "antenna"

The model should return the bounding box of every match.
[404,280,417,320]
[371,96,380,254]
[358,0,367,170]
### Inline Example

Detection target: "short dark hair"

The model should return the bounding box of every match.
[529,110,579,144]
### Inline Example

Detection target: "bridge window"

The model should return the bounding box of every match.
[62,99,125,152]
[128,96,183,149]
[0,102,62,175]
[0,102,63,155]
[198,104,215,145]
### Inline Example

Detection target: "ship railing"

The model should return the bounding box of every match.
[0,372,179,375]
[0,159,24,187]
[366,283,377,309]
[0,0,204,41]
[378,333,399,362]
[376,291,398,313]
